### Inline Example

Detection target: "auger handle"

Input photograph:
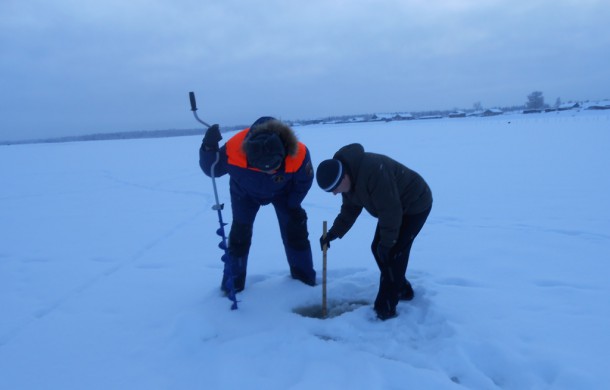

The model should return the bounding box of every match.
[188,91,212,128]
[189,91,197,111]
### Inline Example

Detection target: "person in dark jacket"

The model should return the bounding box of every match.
[316,143,432,320]
[199,117,316,294]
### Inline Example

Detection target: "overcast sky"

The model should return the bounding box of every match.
[2,0,609,141]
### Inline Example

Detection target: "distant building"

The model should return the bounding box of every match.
[557,102,580,111]
[584,101,610,110]
[523,109,543,114]
[371,114,393,122]
[449,111,466,118]
[482,108,503,116]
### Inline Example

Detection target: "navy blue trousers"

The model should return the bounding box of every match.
[223,194,315,291]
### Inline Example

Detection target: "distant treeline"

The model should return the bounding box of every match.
[3,96,608,146]
[1,125,247,146]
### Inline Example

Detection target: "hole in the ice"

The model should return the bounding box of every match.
[293,300,369,319]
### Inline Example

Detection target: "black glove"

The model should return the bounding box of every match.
[376,244,392,264]
[319,231,337,251]
[202,124,222,151]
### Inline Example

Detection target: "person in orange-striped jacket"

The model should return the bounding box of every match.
[199,117,316,295]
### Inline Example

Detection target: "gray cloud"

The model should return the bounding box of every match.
[1,0,609,141]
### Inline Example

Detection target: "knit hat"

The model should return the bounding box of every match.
[316,159,344,192]
[244,130,285,171]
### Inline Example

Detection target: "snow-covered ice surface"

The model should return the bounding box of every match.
[1,110,609,389]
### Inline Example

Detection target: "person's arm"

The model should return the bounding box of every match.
[198,124,228,177]
[286,147,314,208]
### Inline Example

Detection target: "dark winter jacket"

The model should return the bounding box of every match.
[199,121,314,209]
[328,143,432,248]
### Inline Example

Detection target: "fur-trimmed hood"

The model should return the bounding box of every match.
[244,118,299,157]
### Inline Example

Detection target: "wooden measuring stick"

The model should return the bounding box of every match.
[322,221,328,318]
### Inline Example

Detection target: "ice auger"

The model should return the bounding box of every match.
[189,91,238,310]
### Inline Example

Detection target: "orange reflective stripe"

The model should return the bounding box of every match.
[225,128,307,173]
[284,142,307,173]
[226,128,249,168]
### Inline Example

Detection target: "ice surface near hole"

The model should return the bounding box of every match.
[293,300,370,319]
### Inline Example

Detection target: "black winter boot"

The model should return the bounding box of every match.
[290,266,316,286]
[374,268,398,320]
[397,280,414,301]
[221,273,245,295]
[374,300,397,321]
